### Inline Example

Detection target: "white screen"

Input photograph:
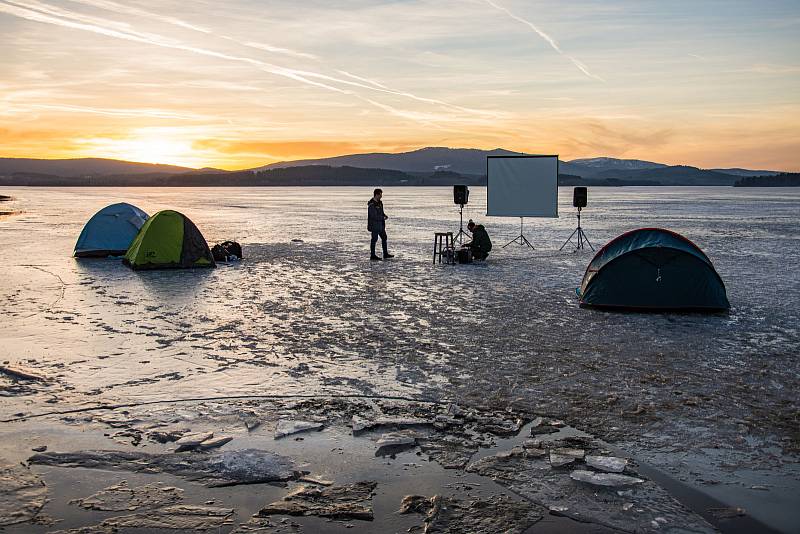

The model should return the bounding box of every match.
[487,156,558,217]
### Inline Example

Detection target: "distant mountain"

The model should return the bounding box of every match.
[255,147,526,175]
[0,150,787,186]
[590,165,738,186]
[711,168,782,177]
[566,157,667,177]
[0,157,205,177]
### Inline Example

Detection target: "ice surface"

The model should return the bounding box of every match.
[1,186,799,529]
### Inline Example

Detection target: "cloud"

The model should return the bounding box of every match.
[1,0,498,125]
[193,139,366,158]
[482,0,603,81]
[336,70,388,90]
[11,103,208,120]
[241,41,318,60]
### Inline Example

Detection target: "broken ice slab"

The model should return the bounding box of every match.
[147,429,187,443]
[350,415,433,434]
[376,432,416,448]
[197,437,233,450]
[549,448,584,468]
[105,504,234,529]
[29,449,300,487]
[52,504,234,532]
[530,416,559,436]
[375,432,417,455]
[258,481,377,521]
[584,455,628,473]
[398,494,543,532]
[69,480,183,511]
[175,431,214,452]
[274,420,324,439]
[0,364,47,382]
[570,470,644,487]
[0,460,47,527]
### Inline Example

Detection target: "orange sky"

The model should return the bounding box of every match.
[1,0,798,171]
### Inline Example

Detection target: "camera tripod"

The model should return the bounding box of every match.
[560,207,593,251]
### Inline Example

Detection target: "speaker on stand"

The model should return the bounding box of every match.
[560,187,594,251]
[453,185,470,246]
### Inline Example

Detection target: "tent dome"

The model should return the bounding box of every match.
[578,228,729,311]
[74,202,149,257]
[123,210,215,270]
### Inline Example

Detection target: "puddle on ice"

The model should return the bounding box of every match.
[2,419,610,533]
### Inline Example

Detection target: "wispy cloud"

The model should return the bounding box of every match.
[16,103,208,120]
[1,0,499,125]
[482,0,603,81]
[336,70,388,90]
[66,0,212,33]
[241,41,318,60]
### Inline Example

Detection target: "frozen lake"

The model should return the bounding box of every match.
[1,185,799,531]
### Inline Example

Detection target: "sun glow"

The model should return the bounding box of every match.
[77,132,205,169]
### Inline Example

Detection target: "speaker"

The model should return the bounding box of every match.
[454,184,469,206]
[573,187,587,208]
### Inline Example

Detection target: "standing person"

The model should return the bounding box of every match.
[465,219,492,260]
[367,188,394,261]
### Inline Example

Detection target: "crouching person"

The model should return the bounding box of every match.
[466,219,492,260]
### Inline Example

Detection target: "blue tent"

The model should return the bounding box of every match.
[578,228,729,311]
[74,203,149,257]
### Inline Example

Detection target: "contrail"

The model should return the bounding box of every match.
[2,0,499,122]
[336,70,389,90]
[18,103,207,120]
[242,41,318,60]
[66,0,212,33]
[483,0,603,81]
[60,0,491,114]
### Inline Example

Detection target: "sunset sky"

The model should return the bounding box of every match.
[1,0,798,171]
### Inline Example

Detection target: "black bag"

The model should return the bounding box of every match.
[212,241,243,261]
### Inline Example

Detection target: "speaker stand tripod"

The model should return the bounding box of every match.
[502,217,535,249]
[453,204,469,246]
[560,207,593,251]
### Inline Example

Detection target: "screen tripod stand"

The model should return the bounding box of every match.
[502,217,535,249]
[560,206,593,251]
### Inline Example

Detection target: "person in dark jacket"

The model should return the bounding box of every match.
[367,188,394,260]
[466,219,492,260]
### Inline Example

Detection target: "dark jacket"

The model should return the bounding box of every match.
[469,225,492,254]
[367,198,386,232]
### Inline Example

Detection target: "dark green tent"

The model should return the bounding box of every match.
[123,210,215,270]
[578,228,729,311]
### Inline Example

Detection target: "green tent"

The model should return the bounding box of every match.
[123,210,215,270]
[578,228,729,311]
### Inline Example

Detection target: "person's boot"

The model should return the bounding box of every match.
[370,255,382,261]
[383,253,395,258]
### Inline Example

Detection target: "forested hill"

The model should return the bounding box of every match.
[734,173,800,187]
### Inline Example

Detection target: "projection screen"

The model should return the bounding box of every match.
[487,155,559,217]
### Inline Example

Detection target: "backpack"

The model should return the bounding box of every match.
[211,241,243,262]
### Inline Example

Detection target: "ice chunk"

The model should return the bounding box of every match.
[274,420,323,439]
[585,455,628,473]
[570,470,644,487]
[175,431,214,452]
[0,460,47,526]
[549,448,584,467]
[258,481,377,521]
